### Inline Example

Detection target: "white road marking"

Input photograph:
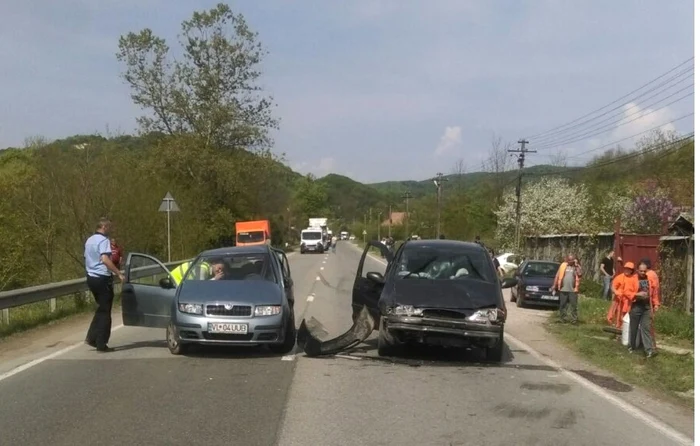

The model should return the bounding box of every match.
[352,243,692,446]
[281,355,296,361]
[306,295,314,302]
[320,267,324,271]
[322,261,326,264]
[316,276,320,281]
[505,334,693,446]
[0,324,125,383]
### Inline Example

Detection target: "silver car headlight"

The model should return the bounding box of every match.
[255,305,282,316]
[525,286,539,292]
[178,303,203,315]
[389,305,423,316]
[468,309,499,323]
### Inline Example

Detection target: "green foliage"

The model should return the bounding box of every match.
[116,3,277,150]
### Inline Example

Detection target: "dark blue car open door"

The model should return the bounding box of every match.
[351,241,394,326]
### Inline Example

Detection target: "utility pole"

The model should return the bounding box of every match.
[388,204,392,238]
[508,139,537,249]
[402,190,413,239]
[433,173,448,238]
[369,208,373,240]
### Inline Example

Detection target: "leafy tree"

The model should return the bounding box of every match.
[116,3,278,151]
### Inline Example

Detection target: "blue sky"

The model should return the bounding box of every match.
[0,0,694,182]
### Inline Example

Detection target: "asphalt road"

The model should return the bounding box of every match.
[0,242,692,446]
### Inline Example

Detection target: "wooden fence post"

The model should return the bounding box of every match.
[686,238,694,314]
[1,308,9,325]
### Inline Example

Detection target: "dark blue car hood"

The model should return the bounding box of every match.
[384,278,501,310]
[177,279,283,305]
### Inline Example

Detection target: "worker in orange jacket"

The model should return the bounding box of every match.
[628,262,659,357]
[551,254,582,324]
[608,262,638,328]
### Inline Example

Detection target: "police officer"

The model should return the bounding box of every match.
[84,218,124,352]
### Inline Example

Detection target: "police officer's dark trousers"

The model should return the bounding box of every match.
[85,274,114,349]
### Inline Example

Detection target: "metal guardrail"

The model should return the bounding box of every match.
[0,259,189,321]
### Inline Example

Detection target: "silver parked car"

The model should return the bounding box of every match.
[121,245,296,355]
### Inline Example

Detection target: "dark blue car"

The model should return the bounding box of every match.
[509,260,561,308]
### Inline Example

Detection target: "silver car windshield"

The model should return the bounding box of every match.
[302,231,322,240]
[183,253,277,283]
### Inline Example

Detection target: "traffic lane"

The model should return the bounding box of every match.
[277,243,682,446]
[0,250,323,446]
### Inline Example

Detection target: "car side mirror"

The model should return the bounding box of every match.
[367,272,385,284]
[501,278,517,289]
[159,277,175,289]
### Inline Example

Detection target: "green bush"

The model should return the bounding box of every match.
[579,278,602,298]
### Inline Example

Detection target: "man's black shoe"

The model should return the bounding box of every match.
[96,346,114,353]
[85,339,97,348]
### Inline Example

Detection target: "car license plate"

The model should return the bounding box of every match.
[208,323,248,334]
[541,295,559,301]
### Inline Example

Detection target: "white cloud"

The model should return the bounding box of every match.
[608,101,676,143]
[434,126,462,156]
[292,157,336,177]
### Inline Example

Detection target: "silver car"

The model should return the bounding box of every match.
[121,245,296,355]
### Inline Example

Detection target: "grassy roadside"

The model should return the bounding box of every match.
[545,292,694,408]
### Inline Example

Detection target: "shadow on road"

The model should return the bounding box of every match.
[113,340,288,359]
[313,337,559,371]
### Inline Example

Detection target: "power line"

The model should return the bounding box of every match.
[525,133,694,178]
[530,65,693,145]
[536,90,694,150]
[533,73,694,148]
[524,57,694,140]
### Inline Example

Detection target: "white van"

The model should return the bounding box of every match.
[300,228,325,254]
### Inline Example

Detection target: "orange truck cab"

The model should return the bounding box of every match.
[235,220,271,246]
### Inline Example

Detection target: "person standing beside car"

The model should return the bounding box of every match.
[84,218,124,352]
[552,254,582,324]
[600,250,615,300]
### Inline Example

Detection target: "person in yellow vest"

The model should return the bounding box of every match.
[170,260,211,286]
[551,254,583,324]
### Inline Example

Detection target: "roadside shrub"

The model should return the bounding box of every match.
[654,308,694,341]
[578,279,602,298]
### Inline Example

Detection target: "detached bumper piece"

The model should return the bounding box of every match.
[296,305,375,357]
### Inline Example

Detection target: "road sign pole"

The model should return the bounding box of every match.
[158,192,180,262]
[167,202,171,262]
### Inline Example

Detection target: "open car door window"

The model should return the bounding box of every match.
[122,253,176,329]
[352,241,391,324]
[273,249,292,282]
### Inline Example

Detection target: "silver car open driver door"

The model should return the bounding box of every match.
[121,253,176,328]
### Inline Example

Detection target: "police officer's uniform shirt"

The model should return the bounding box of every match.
[85,233,112,277]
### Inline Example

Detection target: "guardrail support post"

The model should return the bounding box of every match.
[2,308,9,325]
[49,298,57,313]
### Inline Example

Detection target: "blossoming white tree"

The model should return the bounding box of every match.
[495,177,592,246]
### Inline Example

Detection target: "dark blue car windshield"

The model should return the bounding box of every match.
[393,246,496,283]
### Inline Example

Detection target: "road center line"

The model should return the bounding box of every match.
[350,243,692,446]
[306,295,314,302]
[320,267,324,271]
[0,324,126,383]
